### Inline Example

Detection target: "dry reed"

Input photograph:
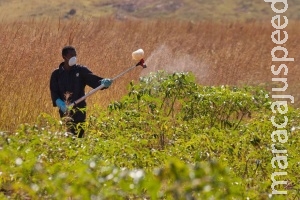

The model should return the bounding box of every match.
[0,17,299,132]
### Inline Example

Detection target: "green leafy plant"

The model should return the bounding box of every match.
[0,71,299,199]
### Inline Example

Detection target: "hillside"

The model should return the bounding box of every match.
[0,0,299,22]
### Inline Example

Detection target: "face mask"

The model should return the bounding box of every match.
[68,56,77,66]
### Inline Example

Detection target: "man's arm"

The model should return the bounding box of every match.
[81,67,103,89]
[50,70,61,106]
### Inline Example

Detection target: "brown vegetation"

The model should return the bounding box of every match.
[0,17,299,131]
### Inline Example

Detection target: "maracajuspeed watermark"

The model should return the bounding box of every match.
[264,0,294,195]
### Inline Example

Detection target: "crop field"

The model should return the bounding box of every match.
[0,12,300,200]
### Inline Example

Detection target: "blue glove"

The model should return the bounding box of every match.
[101,78,113,88]
[55,99,67,113]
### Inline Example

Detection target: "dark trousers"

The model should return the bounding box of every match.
[59,107,86,138]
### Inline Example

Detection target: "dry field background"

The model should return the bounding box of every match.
[1,0,300,22]
[0,17,299,132]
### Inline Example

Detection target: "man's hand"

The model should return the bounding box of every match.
[101,78,113,88]
[55,99,67,113]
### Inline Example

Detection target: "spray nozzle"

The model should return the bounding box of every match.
[136,59,147,68]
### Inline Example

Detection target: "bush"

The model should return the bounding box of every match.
[1,71,299,199]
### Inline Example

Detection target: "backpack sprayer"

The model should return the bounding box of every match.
[68,49,147,108]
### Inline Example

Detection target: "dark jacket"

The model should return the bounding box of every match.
[50,62,103,109]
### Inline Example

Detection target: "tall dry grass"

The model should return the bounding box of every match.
[0,17,299,132]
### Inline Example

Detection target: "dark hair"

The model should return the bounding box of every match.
[62,46,76,56]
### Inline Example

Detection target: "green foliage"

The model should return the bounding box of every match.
[1,71,299,199]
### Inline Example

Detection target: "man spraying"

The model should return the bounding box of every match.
[50,46,112,138]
